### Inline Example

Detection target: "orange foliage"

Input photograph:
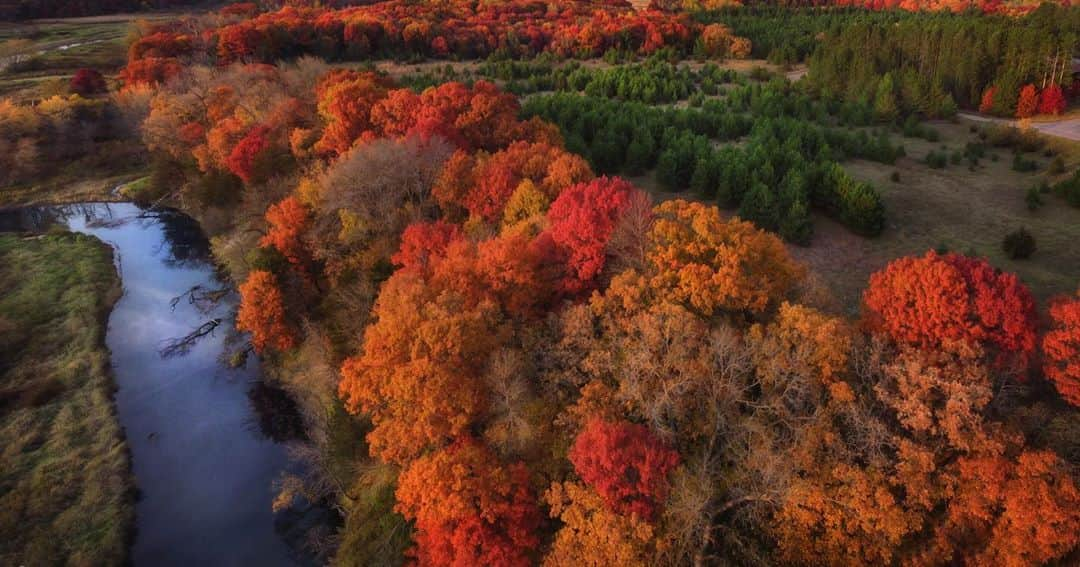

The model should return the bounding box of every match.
[1043,291,1080,406]
[396,437,540,567]
[544,481,655,567]
[646,200,803,317]
[313,69,391,157]
[338,270,506,464]
[1016,84,1039,118]
[863,251,1037,368]
[236,270,295,353]
[260,196,310,268]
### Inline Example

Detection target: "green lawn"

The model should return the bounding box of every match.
[0,232,132,566]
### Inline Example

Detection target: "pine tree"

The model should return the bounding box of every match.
[738,182,779,232]
[873,73,899,122]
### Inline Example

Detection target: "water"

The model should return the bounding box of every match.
[0,203,308,566]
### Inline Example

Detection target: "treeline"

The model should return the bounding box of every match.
[807,3,1079,116]
[2,0,205,20]
[0,96,130,187]
[523,82,896,240]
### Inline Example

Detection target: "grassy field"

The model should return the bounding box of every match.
[0,232,132,566]
[0,20,132,101]
[795,119,1080,313]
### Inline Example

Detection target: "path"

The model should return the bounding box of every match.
[958,111,1080,142]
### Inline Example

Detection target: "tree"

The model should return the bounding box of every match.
[225,124,275,184]
[873,73,899,122]
[543,482,655,567]
[1044,291,1080,406]
[313,70,392,157]
[979,86,996,113]
[69,69,107,96]
[647,200,803,317]
[738,181,779,232]
[236,270,295,353]
[862,251,1037,367]
[260,196,310,268]
[395,437,541,567]
[1038,84,1067,116]
[569,419,680,521]
[546,176,639,294]
[1016,84,1038,118]
[338,271,506,464]
[392,220,464,274]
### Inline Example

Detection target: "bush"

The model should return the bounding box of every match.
[1011,153,1037,173]
[1002,227,1036,259]
[1025,186,1043,211]
[925,150,947,169]
[890,171,900,183]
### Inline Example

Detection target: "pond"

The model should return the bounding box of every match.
[0,203,315,566]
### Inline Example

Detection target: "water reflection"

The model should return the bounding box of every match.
[0,202,313,566]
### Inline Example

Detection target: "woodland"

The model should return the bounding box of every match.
[1,1,1080,566]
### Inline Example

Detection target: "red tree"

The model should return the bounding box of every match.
[978,86,996,114]
[70,69,107,96]
[863,251,1037,367]
[237,270,295,353]
[1016,84,1039,118]
[568,418,680,521]
[395,437,541,566]
[545,176,639,294]
[1038,84,1068,116]
[1044,292,1080,406]
[224,124,274,184]
[392,220,465,274]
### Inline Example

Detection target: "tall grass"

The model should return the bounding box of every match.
[0,232,133,566]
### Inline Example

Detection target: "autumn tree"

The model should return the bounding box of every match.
[396,437,541,566]
[978,85,996,113]
[1016,84,1039,118]
[260,195,310,268]
[544,482,656,567]
[569,419,680,521]
[1038,83,1067,116]
[1044,291,1080,406]
[545,176,639,294]
[69,69,107,96]
[313,69,392,156]
[863,251,1037,367]
[337,271,506,464]
[646,200,803,318]
[237,270,295,353]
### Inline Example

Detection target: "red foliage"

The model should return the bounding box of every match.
[1044,292,1080,406]
[237,270,295,353]
[434,141,593,222]
[260,196,310,268]
[69,69,107,96]
[978,86,996,113]
[863,251,1037,367]
[224,124,274,184]
[1016,84,1039,118]
[568,418,680,521]
[545,176,639,294]
[120,57,182,88]
[1038,84,1068,116]
[396,437,541,567]
[392,220,465,274]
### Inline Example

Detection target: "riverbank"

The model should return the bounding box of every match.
[0,231,133,565]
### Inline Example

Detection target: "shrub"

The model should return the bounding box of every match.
[925,150,947,169]
[890,171,900,183]
[1012,153,1037,173]
[1025,186,1043,211]
[1002,227,1036,260]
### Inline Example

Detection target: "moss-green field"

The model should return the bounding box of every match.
[0,232,132,566]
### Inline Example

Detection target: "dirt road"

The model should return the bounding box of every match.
[958,111,1080,142]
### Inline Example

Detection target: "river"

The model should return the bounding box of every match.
[0,202,314,566]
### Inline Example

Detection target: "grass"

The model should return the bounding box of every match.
[789,119,1080,313]
[0,20,131,101]
[0,232,133,566]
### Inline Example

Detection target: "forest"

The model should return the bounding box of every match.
[1,1,1080,566]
